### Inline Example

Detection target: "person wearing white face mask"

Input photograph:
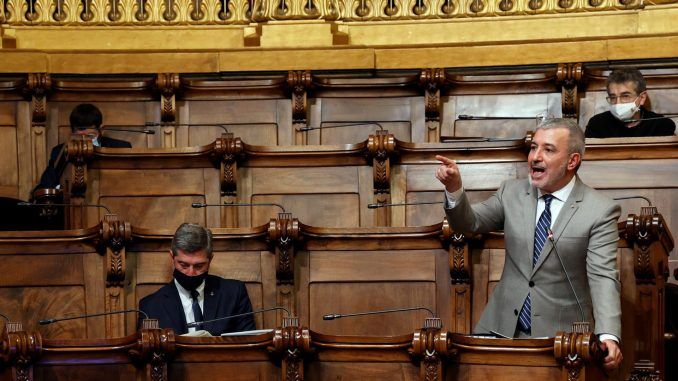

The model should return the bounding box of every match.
[585,68,675,138]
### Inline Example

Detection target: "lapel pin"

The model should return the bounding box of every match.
[210,291,214,296]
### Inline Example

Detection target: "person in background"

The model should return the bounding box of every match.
[585,68,675,138]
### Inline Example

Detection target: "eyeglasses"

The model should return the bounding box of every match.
[605,94,637,104]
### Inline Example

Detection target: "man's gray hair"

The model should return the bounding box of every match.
[171,223,213,259]
[606,68,647,94]
[536,118,586,157]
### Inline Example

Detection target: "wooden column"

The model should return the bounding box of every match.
[210,133,245,228]
[556,63,584,120]
[0,322,42,381]
[287,70,312,145]
[441,218,472,334]
[366,130,397,227]
[268,213,300,325]
[420,68,445,143]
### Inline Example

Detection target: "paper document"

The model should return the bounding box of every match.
[221,329,274,337]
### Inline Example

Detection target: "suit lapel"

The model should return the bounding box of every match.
[202,276,220,332]
[532,177,583,275]
[162,282,187,334]
[522,184,538,277]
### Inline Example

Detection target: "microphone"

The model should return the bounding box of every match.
[457,115,540,120]
[191,202,286,213]
[613,195,652,206]
[367,201,443,209]
[0,312,9,321]
[18,201,113,214]
[621,114,678,123]
[323,306,436,320]
[296,122,384,132]
[440,136,525,143]
[186,306,291,328]
[103,126,156,135]
[547,228,587,329]
[39,309,149,325]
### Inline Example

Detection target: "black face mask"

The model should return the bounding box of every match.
[173,269,208,291]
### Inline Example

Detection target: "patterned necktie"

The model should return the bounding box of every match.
[190,289,204,330]
[518,194,554,332]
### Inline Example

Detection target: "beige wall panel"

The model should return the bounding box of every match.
[219,49,375,72]
[607,35,678,61]
[406,163,519,192]
[375,40,609,69]
[36,364,138,381]
[307,363,418,381]
[309,250,437,282]
[0,125,19,197]
[99,169,208,196]
[0,286,85,339]
[309,282,436,335]
[579,159,678,188]
[0,254,83,286]
[0,52,47,72]
[251,167,359,194]
[101,195,206,228]
[251,193,360,228]
[48,52,220,73]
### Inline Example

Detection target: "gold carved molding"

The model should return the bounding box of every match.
[1,0,649,25]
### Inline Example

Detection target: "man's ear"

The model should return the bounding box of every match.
[567,152,581,171]
[637,91,648,107]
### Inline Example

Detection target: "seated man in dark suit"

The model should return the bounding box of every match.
[585,68,675,138]
[34,103,132,191]
[139,223,256,335]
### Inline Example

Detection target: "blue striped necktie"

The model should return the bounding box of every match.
[518,194,554,332]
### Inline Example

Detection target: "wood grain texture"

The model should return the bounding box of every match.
[309,250,437,282]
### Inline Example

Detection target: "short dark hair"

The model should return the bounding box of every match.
[171,223,213,259]
[69,103,102,131]
[606,68,647,94]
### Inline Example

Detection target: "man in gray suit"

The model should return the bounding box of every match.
[435,118,622,370]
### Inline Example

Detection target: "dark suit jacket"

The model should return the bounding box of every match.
[35,136,131,190]
[139,275,256,335]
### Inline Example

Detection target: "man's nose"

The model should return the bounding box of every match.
[186,267,199,276]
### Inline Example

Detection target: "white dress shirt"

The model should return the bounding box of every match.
[444,176,618,343]
[174,279,205,333]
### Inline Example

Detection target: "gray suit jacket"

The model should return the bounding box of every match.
[444,177,621,338]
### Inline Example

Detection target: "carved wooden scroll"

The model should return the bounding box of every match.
[420,68,446,143]
[97,214,132,338]
[366,130,396,226]
[287,71,312,145]
[211,133,245,197]
[24,73,51,185]
[441,218,471,333]
[65,139,94,197]
[131,328,176,381]
[269,324,311,381]
[1,323,42,381]
[556,63,584,119]
[268,213,300,322]
[553,331,605,381]
[411,324,451,381]
[625,208,673,378]
[155,73,181,131]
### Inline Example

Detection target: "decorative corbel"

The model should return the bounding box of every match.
[155,74,180,148]
[65,139,95,197]
[624,207,671,284]
[268,213,300,324]
[97,214,132,338]
[419,68,446,143]
[286,71,312,144]
[366,130,396,226]
[130,328,176,381]
[210,133,245,197]
[269,320,311,381]
[410,319,451,381]
[23,74,51,186]
[556,63,584,119]
[1,322,42,381]
[441,218,471,333]
[553,331,605,381]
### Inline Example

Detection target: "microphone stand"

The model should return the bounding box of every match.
[191,202,286,213]
[39,309,149,325]
[186,306,292,328]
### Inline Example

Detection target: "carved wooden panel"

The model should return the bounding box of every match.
[306,362,419,380]
[0,122,19,198]
[35,364,139,381]
[186,99,281,147]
